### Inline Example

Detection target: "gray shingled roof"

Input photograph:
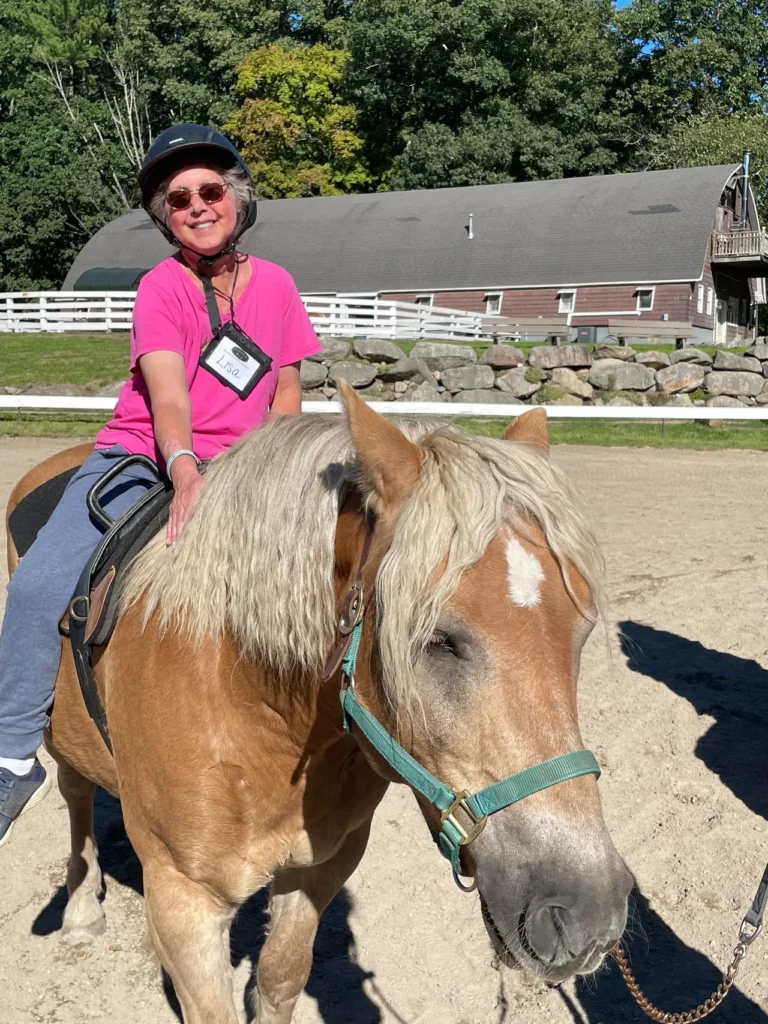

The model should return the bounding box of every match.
[63,165,740,293]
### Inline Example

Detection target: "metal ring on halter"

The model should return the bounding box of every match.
[453,870,477,893]
[344,671,357,693]
[339,582,364,635]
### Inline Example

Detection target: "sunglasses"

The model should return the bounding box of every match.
[166,182,228,211]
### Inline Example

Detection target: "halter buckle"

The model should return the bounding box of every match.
[339,582,364,635]
[440,790,488,846]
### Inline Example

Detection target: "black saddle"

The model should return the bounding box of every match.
[8,455,174,753]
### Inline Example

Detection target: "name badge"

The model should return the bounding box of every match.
[199,322,272,399]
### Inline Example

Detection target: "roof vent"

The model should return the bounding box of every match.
[467,213,474,240]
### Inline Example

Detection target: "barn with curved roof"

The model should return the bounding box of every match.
[64,163,766,345]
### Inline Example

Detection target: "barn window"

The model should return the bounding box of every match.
[558,290,576,314]
[414,295,433,307]
[485,293,502,315]
[727,297,739,324]
[697,284,704,314]
[706,287,714,316]
[636,287,655,312]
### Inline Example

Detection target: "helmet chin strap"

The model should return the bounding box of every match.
[175,236,238,266]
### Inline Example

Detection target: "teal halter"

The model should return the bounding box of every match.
[338,616,601,890]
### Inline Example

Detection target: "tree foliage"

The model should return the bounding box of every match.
[613,1,768,221]
[614,0,768,128]
[2,0,768,289]
[0,1,124,289]
[226,44,370,198]
[647,111,768,222]
[335,0,631,188]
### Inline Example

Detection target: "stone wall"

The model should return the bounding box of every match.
[301,338,768,408]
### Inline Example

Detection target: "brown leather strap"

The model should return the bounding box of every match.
[322,500,376,681]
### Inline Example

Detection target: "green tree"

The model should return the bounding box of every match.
[0,0,340,288]
[335,0,630,189]
[0,6,124,289]
[22,0,111,95]
[226,43,371,197]
[114,0,291,128]
[613,1,768,144]
[646,111,768,222]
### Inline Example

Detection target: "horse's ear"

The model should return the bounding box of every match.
[502,408,550,454]
[339,380,423,511]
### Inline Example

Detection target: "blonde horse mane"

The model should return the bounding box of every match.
[122,414,605,709]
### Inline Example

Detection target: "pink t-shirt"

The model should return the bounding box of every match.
[96,255,321,462]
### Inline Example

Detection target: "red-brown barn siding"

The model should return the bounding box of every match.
[380,282,695,324]
[379,279,755,343]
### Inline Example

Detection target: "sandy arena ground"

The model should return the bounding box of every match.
[1,436,767,1024]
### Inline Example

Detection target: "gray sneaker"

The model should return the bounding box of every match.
[0,760,52,848]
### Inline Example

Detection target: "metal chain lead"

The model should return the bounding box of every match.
[614,940,747,1023]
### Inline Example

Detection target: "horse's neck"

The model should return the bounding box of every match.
[235,658,348,765]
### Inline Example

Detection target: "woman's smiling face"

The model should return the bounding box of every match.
[165,164,238,257]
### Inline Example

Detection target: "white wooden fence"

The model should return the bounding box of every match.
[0,291,508,341]
[301,295,496,339]
[0,293,136,333]
[3,394,768,421]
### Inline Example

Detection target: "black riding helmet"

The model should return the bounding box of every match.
[139,123,257,261]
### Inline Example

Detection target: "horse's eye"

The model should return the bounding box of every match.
[428,630,458,656]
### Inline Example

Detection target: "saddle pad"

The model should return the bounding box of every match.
[8,466,82,557]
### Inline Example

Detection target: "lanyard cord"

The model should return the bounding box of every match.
[197,256,241,335]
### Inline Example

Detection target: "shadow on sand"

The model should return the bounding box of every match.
[32,789,382,1023]
[559,621,767,1021]
[559,886,767,1022]
[619,621,768,820]
[231,885,382,1024]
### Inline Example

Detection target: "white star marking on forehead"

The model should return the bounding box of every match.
[506,536,545,609]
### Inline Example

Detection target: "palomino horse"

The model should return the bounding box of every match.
[6,388,632,1023]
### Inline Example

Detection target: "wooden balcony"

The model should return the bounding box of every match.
[712,229,768,277]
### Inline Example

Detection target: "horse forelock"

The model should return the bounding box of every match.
[121,416,604,707]
[375,428,605,713]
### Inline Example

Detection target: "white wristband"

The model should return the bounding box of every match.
[166,448,198,480]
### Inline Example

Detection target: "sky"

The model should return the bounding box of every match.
[615,1,633,7]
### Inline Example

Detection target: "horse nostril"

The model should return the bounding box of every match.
[524,904,563,963]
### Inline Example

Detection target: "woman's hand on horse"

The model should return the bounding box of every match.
[167,463,204,545]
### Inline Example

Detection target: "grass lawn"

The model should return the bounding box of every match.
[3,410,768,451]
[0,332,130,389]
[456,417,768,450]
[0,412,108,437]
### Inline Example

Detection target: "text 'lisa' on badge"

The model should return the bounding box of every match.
[199,325,273,398]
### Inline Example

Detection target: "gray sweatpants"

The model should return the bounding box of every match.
[0,445,158,757]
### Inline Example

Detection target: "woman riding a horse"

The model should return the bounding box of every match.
[2,127,631,1022]
[0,123,321,844]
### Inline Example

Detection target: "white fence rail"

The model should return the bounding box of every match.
[301,295,495,339]
[0,291,511,340]
[0,293,136,333]
[3,394,768,421]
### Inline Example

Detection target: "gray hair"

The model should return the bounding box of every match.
[148,164,252,232]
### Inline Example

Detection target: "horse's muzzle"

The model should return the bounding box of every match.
[475,820,634,983]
